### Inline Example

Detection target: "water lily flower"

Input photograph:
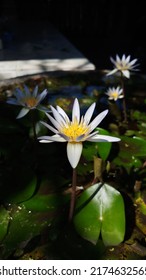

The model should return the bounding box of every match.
[38,98,120,168]
[7,85,48,119]
[105,86,124,101]
[106,54,139,78]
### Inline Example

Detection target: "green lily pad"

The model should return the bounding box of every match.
[7,170,37,203]
[74,183,125,246]
[113,135,146,172]
[1,204,51,259]
[95,128,112,161]
[22,194,63,212]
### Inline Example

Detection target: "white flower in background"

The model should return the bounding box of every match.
[7,85,48,119]
[105,86,124,101]
[106,54,139,78]
[38,98,120,169]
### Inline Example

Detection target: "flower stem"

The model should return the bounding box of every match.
[68,168,77,222]
[120,74,127,123]
[31,111,37,141]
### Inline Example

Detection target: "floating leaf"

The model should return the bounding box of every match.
[74,183,125,246]
[82,128,113,163]
[113,135,146,172]
[96,128,112,161]
[22,194,62,212]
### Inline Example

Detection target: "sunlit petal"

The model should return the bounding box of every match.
[122,70,130,78]
[50,105,66,125]
[39,134,66,142]
[89,110,108,132]
[57,105,70,122]
[87,134,120,142]
[67,142,83,168]
[84,102,96,124]
[72,98,80,122]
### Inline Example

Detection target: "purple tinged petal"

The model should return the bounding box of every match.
[6,98,19,105]
[16,108,30,119]
[37,89,48,102]
[24,85,31,96]
[14,88,24,99]
[32,85,38,97]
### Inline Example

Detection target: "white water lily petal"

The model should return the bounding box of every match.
[125,55,131,63]
[16,108,30,119]
[89,110,108,133]
[116,55,121,64]
[87,134,120,142]
[40,121,59,134]
[39,134,66,142]
[122,70,130,78]
[56,105,70,122]
[106,68,118,76]
[45,112,62,130]
[84,102,96,125]
[129,58,138,66]
[50,106,66,125]
[67,142,83,168]
[72,98,80,122]
[110,56,116,64]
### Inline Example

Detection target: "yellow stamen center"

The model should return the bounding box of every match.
[61,121,89,141]
[22,97,38,108]
[111,92,118,99]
